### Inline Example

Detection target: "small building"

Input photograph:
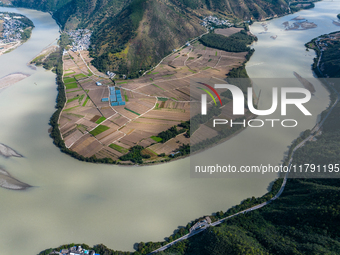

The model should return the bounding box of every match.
[101,98,109,102]
[96,82,102,86]
[118,101,126,106]
[111,102,119,106]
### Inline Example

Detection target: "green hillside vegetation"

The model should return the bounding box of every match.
[199,30,256,52]
[11,0,71,11]
[317,40,340,78]
[119,145,150,164]
[89,0,205,77]
[156,179,340,255]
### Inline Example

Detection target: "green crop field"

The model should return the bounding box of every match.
[63,72,75,77]
[78,94,85,104]
[65,82,78,90]
[83,96,90,106]
[64,77,77,83]
[67,113,84,118]
[74,73,87,79]
[63,105,80,112]
[87,69,93,76]
[95,116,106,124]
[150,136,163,142]
[89,125,110,136]
[67,96,80,103]
[109,144,129,154]
[124,107,140,116]
[66,89,82,93]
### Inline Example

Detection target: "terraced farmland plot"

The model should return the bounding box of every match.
[88,87,107,105]
[136,84,165,95]
[138,138,154,148]
[116,107,141,119]
[60,122,77,135]
[95,147,122,160]
[123,119,175,134]
[110,114,130,127]
[100,108,117,118]
[148,134,186,155]
[64,129,84,148]
[141,109,189,123]
[78,79,95,90]
[120,131,149,145]
[70,134,103,157]
[98,131,125,146]
[190,124,219,145]
[77,118,99,130]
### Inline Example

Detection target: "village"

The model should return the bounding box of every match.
[0,13,26,43]
[201,15,232,28]
[49,245,100,255]
[67,29,92,52]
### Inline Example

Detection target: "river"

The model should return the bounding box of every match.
[0,2,339,254]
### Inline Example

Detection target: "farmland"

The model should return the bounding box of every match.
[58,29,254,164]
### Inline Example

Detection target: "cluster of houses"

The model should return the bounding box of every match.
[316,33,340,52]
[201,16,232,28]
[67,29,92,52]
[106,71,116,79]
[0,13,26,43]
[51,245,100,255]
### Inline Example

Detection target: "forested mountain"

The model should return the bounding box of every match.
[11,0,71,12]
[154,179,340,255]
[89,0,206,76]
[9,0,290,75]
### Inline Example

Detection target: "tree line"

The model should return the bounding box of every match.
[199,30,256,53]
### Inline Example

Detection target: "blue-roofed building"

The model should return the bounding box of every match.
[101,98,109,102]
[111,102,119,106]
[116,90,121,94]
[119,101,126,106]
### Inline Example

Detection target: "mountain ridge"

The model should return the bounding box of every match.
[9,0,290,75]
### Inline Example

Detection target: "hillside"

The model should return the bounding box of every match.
[11,0,71,11]
[9,0,290,75]
[159,179,340,255]
[89,0,206,77]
